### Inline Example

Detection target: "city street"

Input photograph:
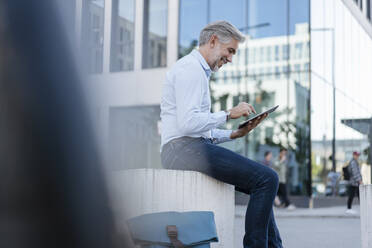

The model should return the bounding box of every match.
[234,206,361,248]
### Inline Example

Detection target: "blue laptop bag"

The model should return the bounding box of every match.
[127,211,218,248]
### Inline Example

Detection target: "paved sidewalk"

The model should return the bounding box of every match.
[234,205,361,248]
[236,204,360,219]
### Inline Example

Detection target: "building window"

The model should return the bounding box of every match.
[239,48,245,65]
[282,44,289,60]
[110,0,135,72]
[81,0,105,73]
[294,42,303,59]
[282,65,289,78]
[142,0,168,69]
[266,46,271,62]
[236,49,241,65]
[259,67,264,79]
[304,63,309,81]
[274,45,279,61]
[250,47,257,64]
[353,0,362,10]
[367,0,371,20]
[237,71,241,82]
[267,67,272,79]
[178,0,208,58]
[247,48,250,63]
[275,66,280,79]
[259,47,265,63]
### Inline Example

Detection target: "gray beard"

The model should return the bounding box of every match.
[211,57,221,72]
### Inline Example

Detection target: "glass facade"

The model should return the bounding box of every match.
[110,0,135,72]
[311,0,372,194]
[68,0,372,192]
[142,0,168,69]
[179,0,311,196]
[81,0,105,73]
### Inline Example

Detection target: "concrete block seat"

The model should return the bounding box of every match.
[109,168,235,248]
[360,184,372,248]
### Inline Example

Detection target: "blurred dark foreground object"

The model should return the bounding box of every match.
[127,211,218,247]
[0,1,130,247]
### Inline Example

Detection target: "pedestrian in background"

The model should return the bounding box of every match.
[274,148,296,210]
[262,151,273,168]
[345,151,363,214]
[262,151,282,207]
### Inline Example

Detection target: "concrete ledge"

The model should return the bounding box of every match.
[360,184,372,248]
[109,168,235,248]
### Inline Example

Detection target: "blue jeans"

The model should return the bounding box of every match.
[161,137,282,248]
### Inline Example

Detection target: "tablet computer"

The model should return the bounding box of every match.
[238,105,279,129]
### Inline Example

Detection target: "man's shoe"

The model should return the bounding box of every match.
[286,204,296,211]
[345,209,357,215]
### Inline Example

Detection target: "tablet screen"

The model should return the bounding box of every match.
[237,105,279,129]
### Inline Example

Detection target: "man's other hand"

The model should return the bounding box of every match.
[230,113,268,139]
[228,102,256,119]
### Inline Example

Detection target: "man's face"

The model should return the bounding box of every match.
[209,36,239,72]
[280,150,287,158]
[266,153,272,161]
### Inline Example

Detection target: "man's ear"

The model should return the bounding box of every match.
[209,34,218,48]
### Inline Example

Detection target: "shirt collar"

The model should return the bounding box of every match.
[191,49,212,78]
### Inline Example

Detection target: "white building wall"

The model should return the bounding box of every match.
[75,0,180,162]
[311,0,372,142]
[88,0,179,108]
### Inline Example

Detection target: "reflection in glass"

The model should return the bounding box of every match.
[266,46,271,62]
[110,0,135,72]
[142,0,168,69]
[282,44,289,60]
[178,0,208,58]
[82,0,105,73]
[178,0,311,196]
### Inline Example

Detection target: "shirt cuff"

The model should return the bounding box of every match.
[213,110,228,126]
[211,129,233,144]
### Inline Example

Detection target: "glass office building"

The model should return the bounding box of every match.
[179,0,311,196]
[58,0,372,200]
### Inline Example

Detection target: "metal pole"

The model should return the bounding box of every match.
[332,29,336,172]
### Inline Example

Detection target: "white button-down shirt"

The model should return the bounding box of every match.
[160,49,233,149]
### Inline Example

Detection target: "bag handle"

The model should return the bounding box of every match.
[166,225,185,248]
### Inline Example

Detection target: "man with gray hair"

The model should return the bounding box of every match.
[161,21,282,248]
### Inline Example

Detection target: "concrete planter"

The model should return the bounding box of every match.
[109,168,235,248]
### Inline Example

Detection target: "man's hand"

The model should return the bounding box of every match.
[228,102,256,119]
[230,113,268,139]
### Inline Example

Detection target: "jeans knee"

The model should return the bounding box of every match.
[265,168,279,192]
[255,166,279,192]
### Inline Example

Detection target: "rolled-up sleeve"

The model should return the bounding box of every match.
[174,65,227,135]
